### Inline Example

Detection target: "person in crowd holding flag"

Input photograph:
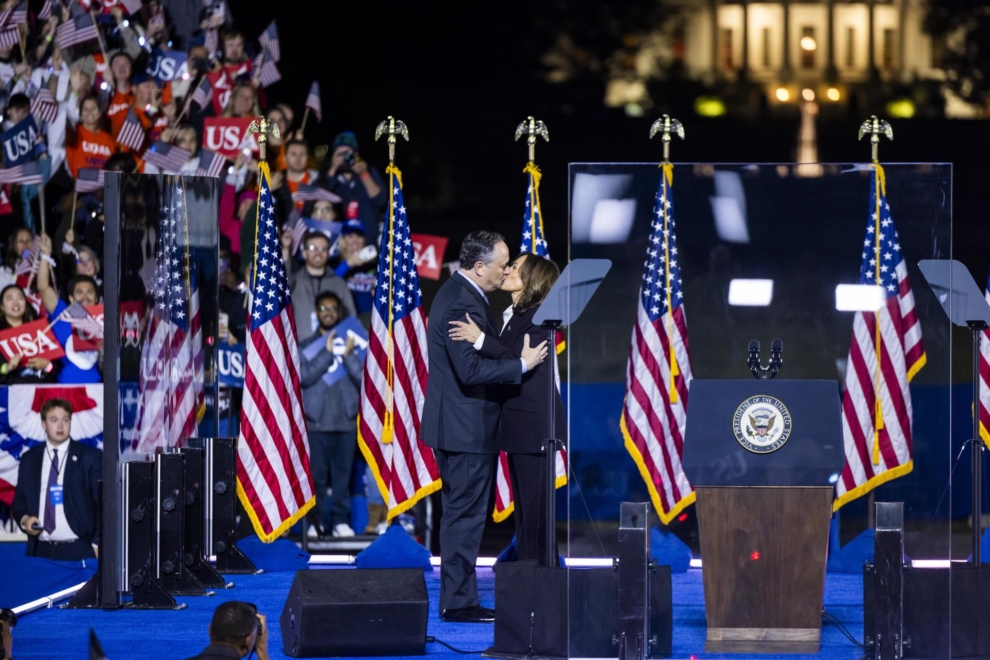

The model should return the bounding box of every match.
[5,93,50,232]
[106,52,136,137]
[219,27,251,79]
[289,231,356,342]
[64,93,114,177]
[12,398,102,560]
[299,291,362,540]
[58,243,102,302]
[130,72,169,143]
[0,284,58,384]
[422,231,549,623]
[284,139,318,210]
[4,227,34,274]
[35,234,102,383]
[448,252,563,564]
[145,124,201,175]
[330,218,377,318]
[321,131,385,247]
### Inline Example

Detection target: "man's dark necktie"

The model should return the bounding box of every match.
[43,449,58,534]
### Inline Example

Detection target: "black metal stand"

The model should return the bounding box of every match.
[542,321,561,568]
[970,321,988,567]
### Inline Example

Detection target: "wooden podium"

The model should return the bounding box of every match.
[683,380,845,655]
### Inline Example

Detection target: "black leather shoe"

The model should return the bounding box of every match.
[440,605,495,623]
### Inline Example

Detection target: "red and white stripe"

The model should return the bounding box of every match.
[238,306,313,537]
[621,300,693,522]
[834,260,925,508]
[980,283,990,448]
[359,307,437,518]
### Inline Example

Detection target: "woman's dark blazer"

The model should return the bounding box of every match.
[478,306,566,454]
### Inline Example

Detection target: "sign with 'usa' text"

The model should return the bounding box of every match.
[2,116,45,167]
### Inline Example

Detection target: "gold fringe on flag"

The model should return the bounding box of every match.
[381,163,404,443]
[872,163,887,465]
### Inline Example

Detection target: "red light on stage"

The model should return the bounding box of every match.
[750,551,760,561]
[677,513,688,522]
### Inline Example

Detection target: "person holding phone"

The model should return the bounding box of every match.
[185,601,268,660]
[331,219,378,318]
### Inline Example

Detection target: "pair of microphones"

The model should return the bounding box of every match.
[747,339,783,379]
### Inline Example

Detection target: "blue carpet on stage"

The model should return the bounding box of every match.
[5,542,864,660]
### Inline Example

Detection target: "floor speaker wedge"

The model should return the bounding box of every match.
[280,569,429,657]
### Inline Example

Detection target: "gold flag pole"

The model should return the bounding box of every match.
[247,116,279,293]
[858,116,894,467]
[374,116,409,443]
[514,116,549,256]
[649,114,685,404]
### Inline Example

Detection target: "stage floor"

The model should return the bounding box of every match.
[9,563,864,660]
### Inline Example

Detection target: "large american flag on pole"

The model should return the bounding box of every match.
[133,176,204,453]
[491,161,567,523]
[978,273,989,448]
[834,164,925,510]
[620,163,694,524]
[358,164,439,521]
[237,162,314,541]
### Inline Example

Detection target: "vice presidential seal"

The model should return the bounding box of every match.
[732,395,792,454]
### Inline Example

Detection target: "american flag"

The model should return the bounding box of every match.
[203,28,218,58]
[75,168,105,193]
[56,13,100,49]
[14,239,38,288]
[195,149,227,178]
[30,88,59,125]
[620,163,694,524]
[305,81,321,123]
[38,0,54,20]
[115,108,145,151]
[61,301,103,338]
[0,162,44,185]
[253,49,280,88]
[133,176,204,453]
[0,23,18,49]
[981,273,990,449]
[189,77,212,110]
[257,20,279,62]
[236,162,314,541]
[291,184,340,204]
[492,161,568,523]
[119,0,142,15]
[834,164,926,510]
[10,2,25,24]
[358,164,439,520]
[143,140,190,173]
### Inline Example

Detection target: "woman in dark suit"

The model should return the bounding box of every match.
[449,252,563,565]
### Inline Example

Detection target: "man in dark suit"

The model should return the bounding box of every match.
[13,398,102,560]
[422,230,548,623]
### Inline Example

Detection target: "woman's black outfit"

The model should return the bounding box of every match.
[478,305,565,565]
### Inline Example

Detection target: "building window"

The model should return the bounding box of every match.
[800,26,816,69]
[882,28,895,69]
[762,27,771,68]
[721,28,734,70]
[846,27,855,67]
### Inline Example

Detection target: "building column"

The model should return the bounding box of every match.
[709,0,719,80]
[740,0,750,79]
[780,0,792,80]
[825,0,837,82]
[868,0,879,80]
[897,0,907,79]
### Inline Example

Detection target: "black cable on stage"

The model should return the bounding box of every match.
[822,610,864,650]
[426,636,486,654]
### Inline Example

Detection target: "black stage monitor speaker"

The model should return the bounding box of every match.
[280,569,429,657]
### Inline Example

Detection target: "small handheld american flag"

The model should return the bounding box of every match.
[10,1,26,25]
[0,161,44,186]
[30,88,59,125]
[253,49,280,88]
[257,20,280,62]
[119,0,143,15]
[305,82,321,123]
[75,168,105,193]
[144,140,191,173]
[291,184,340,204]
[195,149,227,178]
[115,108,146,151]
[56,13,100,50]
[61,302,103,339]
[190,77,212,110]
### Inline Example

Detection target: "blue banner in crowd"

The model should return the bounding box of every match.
[2,116,45,166]
[218,343,246,388]
[147,49,190,82]
[299,317,369,387]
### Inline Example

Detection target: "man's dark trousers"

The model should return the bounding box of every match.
[309,430,356,528]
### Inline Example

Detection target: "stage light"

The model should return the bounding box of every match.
[802,88,815,101]
[694,95,726,117]
[827,87,841,101]
[728,279,773,306]
[624,102,644,117]
[800,36,817,51]
[829,472,840,484]
[589,199,637,243]
[775,87,790,102]
[887,98,916,118]
[835,284,885,311]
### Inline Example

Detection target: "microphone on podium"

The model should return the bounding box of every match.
[768,338,783,379]
[747,340,762,380]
